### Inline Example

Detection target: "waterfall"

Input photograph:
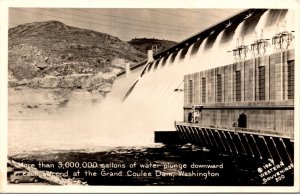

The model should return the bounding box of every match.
[113,9,295,145]
[8,9,295,155]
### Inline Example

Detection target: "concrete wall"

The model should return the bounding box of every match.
[183,49,294,137]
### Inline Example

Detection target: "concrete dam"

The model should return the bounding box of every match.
[114,9,295,164]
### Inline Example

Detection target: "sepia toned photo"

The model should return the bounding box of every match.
[0,0,299,193]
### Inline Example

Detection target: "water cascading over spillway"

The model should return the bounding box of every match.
[8,9,295,156]
[110,9,295,142]
[69,9,295,147]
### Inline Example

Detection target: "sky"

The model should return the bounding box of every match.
[9,8,241,42]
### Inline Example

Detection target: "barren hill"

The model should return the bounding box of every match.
[8,20,146,80]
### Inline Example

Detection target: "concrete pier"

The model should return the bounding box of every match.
[171,122,294,164]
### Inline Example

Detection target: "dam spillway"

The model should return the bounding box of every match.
[114,9,295,164]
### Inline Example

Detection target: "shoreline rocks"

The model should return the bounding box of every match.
[8,71,116,95]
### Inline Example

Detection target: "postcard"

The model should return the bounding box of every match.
[0,0,299,193]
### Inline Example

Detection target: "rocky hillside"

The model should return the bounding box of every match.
[8,21,179,120]
[127,38,177,55]
[8,20,146,80]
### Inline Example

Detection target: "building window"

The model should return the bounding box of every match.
[188,80,193,103]
[216,74,222,102]
[287,60,294,99]
[201,78,206,103]
[258,66,265,100]
[235,71,241,101]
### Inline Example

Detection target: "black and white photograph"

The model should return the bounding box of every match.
[0,0,299,192]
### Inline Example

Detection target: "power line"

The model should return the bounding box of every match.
[9,21,139,41]
[149,9,223,23]
[11,8,190,37]
[179,9,233,18]
[9,21,132,39]
[42,8,195,33]
[74,8,199,30]
[11,8,190,36]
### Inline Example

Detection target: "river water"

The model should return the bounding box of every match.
[7,86,294,186]
[9,143,294,186]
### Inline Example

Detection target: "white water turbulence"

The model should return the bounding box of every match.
[8,9,295,156]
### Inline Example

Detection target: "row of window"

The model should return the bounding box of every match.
[188,80,193,103]
[216,74,222,102]
[235,71,241,101]
[188,61,294,103]
[258,66,265,101]
[287,61,294,99]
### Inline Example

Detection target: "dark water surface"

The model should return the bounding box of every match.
[9,144,293,186]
